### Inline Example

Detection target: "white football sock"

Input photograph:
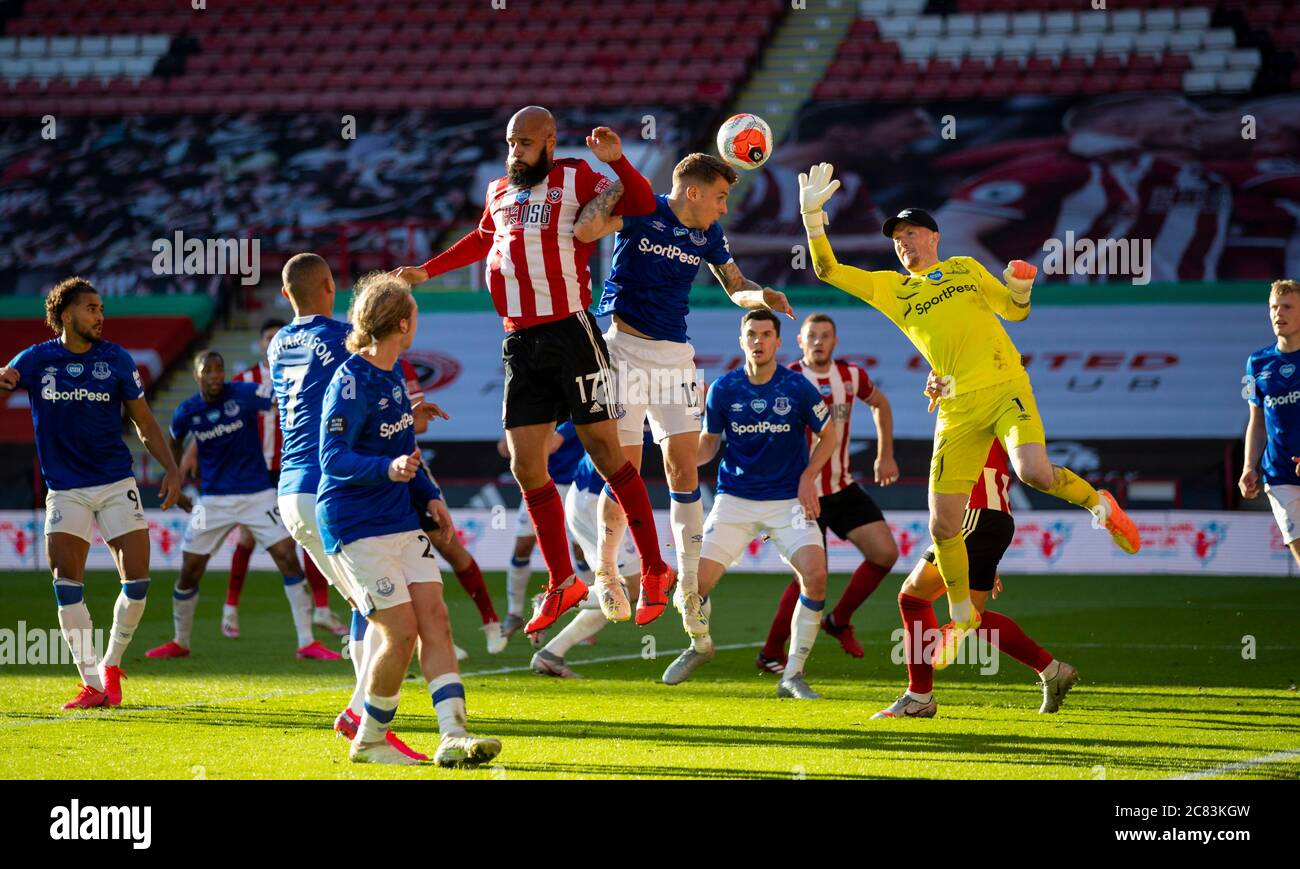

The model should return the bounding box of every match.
[55,580,102,690]
[783,594,824,680]
[574,558,594,587]
[669,491,703,597]
[950,598,972,627]
[506,555,531,618]
[348,610,366,682]
[544,608,607,657]
[1039,659,1060,681]
[906,690,933,704]
[102,578,149,668]
[172,584,199,648]
[690,596,714,654]
[428,672,468,737]
[282,575,315,647]
[349,620,381,717]
[597,488,628,575]
[357,691,399,744]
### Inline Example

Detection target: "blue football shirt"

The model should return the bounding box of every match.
[268,314,352,497]
[316,354,438,553]
[1245,343,1300,486]
[704,365,830,501]
[550,420,584,485]
[171,382,274,496]
[595,194,733,343]
[6,339,143,491]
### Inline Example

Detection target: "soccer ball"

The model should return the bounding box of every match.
[716,113,773,171]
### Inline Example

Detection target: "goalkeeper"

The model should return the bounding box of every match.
[798,163,1139,663]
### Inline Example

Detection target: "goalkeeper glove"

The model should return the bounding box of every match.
[1003,259,1036,307]
[798,162,840,236]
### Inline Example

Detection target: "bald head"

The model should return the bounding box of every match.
[281,253,334,314]
[506,106,557,188]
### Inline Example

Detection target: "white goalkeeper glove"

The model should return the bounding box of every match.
[1003,259,1037,307]
[798,162,840,236]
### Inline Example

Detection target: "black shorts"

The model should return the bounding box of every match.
[502,310,619,429]
[922,508,1015,592]
[816,483,886,541]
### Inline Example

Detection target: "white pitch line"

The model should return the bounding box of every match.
[0,642,763,729]
[1166,748,1300,780]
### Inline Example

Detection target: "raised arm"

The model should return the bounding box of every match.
[708,260,794,319]
[125,396,181,509]
[393,199,495,286]
[800,163,887,305]
[573,180,626,243]
[975,257,1034,322]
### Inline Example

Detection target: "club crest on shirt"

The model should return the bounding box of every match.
[223,400,240,417]
[206,409,221,423]
[1282,363,1296,379]
[49,508,62,525]
[750,398,767,414]
[92,361,112,380]
[376,577,395,596]
[191,415,201,425]
[689,230,708,246]
[392,386,402,402]
[65,363,83,377]
[773,396,791,416]
[547,188,563,203]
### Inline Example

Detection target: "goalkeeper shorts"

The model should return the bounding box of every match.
[930,372,1044,496]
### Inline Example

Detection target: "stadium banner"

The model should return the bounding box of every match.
[0,509,1287,577]
[406,302,1263,440]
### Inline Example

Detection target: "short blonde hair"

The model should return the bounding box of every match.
[1271,279,1300,298]
[346,273,414,353]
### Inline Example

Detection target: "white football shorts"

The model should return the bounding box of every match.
[700,493,824,568]
[327,529,442,615]
[278,492,358,602]
[45,476,148,544]
[564,483,639,576]
[1266,483,1300,544]
[514,482,573,538]
[604,326,702,448]
[182,488,291,556]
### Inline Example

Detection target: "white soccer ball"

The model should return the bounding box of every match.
[716,113,773,171]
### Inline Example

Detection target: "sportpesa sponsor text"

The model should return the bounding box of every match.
[638,237,701,266]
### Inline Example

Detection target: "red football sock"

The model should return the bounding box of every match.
[454,559,499,625]
[831,559,889,625]
[605,461,666,574]
[899,592,937,695]
[226,541,253,606]
[762,579,801,658]
[977,610,1053,673]
[523,480,576,590]
[304,556,330,608]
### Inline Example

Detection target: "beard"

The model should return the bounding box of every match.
[507,154,552,188]
[71,322,101,344]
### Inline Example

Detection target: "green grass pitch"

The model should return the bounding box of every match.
[1,569,1297,779]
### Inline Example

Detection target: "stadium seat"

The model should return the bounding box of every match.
[1077,13,1107,35]
[1111,10,1144,32]
[1183,69,1217,92]
[1043,12,1074,34]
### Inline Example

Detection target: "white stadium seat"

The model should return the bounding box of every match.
[0,58,31,78]
[1134,31,1170,53]
[91,57,125,78]
[1077,13,1108,35]
[140,35,170,55]
[122,56,155,78]
[1112,10,1144,32]
[1167,31,1203,53]
[1011,12,1042,34]
[1002,35,1036,60]
[897,35,937,62]
[878,17,913,40]
[61,57,92,80]
[1228,48,1262,70]
[1190,51,1228,70]
[860,0,891,16]
[79,36,108,56]
[109,35,140,57]
[979,13,1010,35]
[914,16,943,38]
[1033,33,1067,59]
[1101,31,1137,55]
[1202,29,1236,50]
[1178,8,1211,30]
[1218,69,1256,92]
[1144,9,1177,32]
[945,14,976,38]
[968,38,1001,60]
[29,58,60,78]
[18,37,47,58]
[1044,12,1075,34]
[0,38,17,58]
[1182,70,1217,93]
[1066,33,1102,56]
[47,37,77,57]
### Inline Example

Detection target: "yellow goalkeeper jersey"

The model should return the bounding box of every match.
[810,234,1028,396]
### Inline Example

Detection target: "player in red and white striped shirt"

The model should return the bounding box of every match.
[393,107,676,634]
[878,412,1078,718]
[205,319,345,640]
[758,313,899,667]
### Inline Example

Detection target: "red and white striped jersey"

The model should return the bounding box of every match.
[1207,157,1300,281]
[947,151,1231,282]
[233,363,280,472]
[480,158,612,332]
[790,358,875,497]
[967,439,1012,514]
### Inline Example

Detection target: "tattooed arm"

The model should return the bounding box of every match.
[708,260,795,319]
[573,181,626,243]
